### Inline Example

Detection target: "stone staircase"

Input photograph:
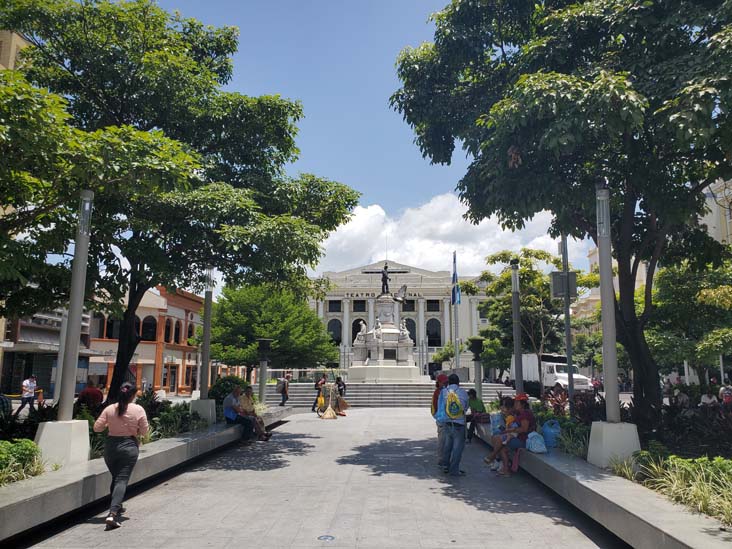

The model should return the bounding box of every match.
[264,383,514,408]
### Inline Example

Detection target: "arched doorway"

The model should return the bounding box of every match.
[405,318,416,343]
[327,319,342,345]
[426,318,442,347]
[352,318,366,344]
[106,317,121,339]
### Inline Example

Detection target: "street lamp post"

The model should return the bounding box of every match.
[561,234,576,415]
[35,190,94,467]
[587,181,640,468]
[510,259,524,393]
[199,266,214,400]
[189,267,217,425]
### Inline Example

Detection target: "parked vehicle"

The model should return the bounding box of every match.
[510,354,592,392]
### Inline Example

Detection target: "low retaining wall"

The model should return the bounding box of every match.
[0,406,293,541]
[474,424,731,549]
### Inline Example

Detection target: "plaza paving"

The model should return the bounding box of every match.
[30,409,627,549]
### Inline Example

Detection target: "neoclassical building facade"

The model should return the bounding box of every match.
[311,260,489,371]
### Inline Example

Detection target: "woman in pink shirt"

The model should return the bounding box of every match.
[93,382,149,530]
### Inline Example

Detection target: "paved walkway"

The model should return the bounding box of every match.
[31,409,627,549]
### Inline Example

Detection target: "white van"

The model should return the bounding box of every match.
[510,353,591,392]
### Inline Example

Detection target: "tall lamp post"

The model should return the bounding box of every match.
[468,336,485,400]
[510,259,524,393]
[587,181,640,467]
[561,234,576,415]
[257,338,273,404]
[35,190,94,466]
[190,266,217,425]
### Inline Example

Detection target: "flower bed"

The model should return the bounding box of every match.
[0,439,44,486]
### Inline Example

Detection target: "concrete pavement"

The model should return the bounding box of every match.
[29,409,627,549]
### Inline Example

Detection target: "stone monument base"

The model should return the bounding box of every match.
[347,365,422,383]
[587,421,641,468]
[35,420,90,468]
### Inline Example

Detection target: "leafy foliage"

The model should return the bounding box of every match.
[0,439,44,486]
[210,285,338,370]
[392,0,732,427]
[208,375,250,405]
[0,0,359,398]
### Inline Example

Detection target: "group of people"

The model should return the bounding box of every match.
[310,373,348,415]
[431,373,536,478]
[669,380,732,412]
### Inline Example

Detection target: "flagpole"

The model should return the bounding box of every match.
[452,251,460,370]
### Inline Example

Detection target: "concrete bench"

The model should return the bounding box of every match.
[474,423,731,549]
[0,406,293,541]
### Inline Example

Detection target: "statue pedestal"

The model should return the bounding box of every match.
[349,293,421,383]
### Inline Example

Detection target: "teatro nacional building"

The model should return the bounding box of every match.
[309,260,490,372]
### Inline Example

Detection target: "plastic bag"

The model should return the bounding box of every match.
[527,432,547,453]
[490,412,505,435]
[542,419,561,448]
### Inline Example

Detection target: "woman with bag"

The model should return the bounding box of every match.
[93,382,149,530]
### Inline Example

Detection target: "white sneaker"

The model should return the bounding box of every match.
[490,460,501,471]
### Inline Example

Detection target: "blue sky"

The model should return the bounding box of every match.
[157,0,470,213]
[156,1,589,275]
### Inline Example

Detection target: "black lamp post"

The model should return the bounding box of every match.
[468,336,485,400]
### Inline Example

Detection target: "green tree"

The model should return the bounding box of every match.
[431,341,465,365]
[392,1,732,424]
[479,334,512,381]
[210,285,338,374]
[0,70,199,317]
[2,0,359,398]
[646,262,732,387]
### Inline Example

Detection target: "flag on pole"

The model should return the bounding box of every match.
[451,251,461,305]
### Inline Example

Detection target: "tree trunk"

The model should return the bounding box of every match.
[107,272,149,402]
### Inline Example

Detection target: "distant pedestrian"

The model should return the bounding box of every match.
[93,382,149,530]
[0,393,11,419]
[336,376,347,397]
[13,375,37,417]
[439,374,469,476]
[466,388,486,443]
[312,373,327,413]
[78,380,104,411]
[277,373,292,406]
[431,374,449,466]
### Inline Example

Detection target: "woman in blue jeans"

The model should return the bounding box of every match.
[485,393,535,477]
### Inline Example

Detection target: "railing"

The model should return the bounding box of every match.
[264,368,348,383]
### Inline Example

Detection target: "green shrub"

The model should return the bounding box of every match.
[208,375,250,405]
[152,403,207,439]
[135,389,172,421]
[0,439,44,486]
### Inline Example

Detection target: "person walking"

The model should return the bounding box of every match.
[277,373,292,406]
[431,374,449,467]
[440,374,469,476]
[13,375,37,417]
[93,382,149,530]
[312,373,327,413]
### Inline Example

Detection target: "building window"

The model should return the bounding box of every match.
[327,319,342,345]
[405,318,416,342]
[426,318,442,347]
[353,300,366,312]
[402,300,415,312]
[479,303,489,319]
[174,320,182,344]
[352,318,365,343]
[141,316,157,341]
[164,319,172,342]
[187,323,194,341]
[328,300,341,313]
[92,312,105,338]
[426,300,440,312]
[106,317,121,339]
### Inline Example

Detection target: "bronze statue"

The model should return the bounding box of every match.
[381,263,390,295]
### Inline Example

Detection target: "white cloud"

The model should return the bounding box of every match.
[315,193,592,276]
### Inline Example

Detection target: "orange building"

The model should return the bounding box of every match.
[88,287,204,396]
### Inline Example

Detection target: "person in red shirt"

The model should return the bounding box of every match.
[77,380,104,411]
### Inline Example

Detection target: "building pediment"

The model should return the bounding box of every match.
[322,259,450,279]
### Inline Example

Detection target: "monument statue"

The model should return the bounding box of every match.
[394,284,407,303]
[356,319,367,342]
[374,318,382,339]
[399,319,409,340]
[381,263,390,295]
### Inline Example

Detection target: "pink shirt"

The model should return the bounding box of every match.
[94,402,149,437]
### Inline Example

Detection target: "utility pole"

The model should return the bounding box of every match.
[510,259,524,393]
[561,234,575,415]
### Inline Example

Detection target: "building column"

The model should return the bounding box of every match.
[154,314,165,390]
[443,297,451,348]
[417,298,426,346]
[135,363,143,392]
[471,298,479,337]
[368,298,375,329]
[317,300,324,319]
[180,351,187,393]
[342,299,350,347]
[394,301,400,327]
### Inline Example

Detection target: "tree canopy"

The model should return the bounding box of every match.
[1,0,359,398]
[210,285,338,370]
[392,0,732,423]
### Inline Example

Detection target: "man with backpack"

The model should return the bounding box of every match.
[276,373,292,407]
[437,373,469,476]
